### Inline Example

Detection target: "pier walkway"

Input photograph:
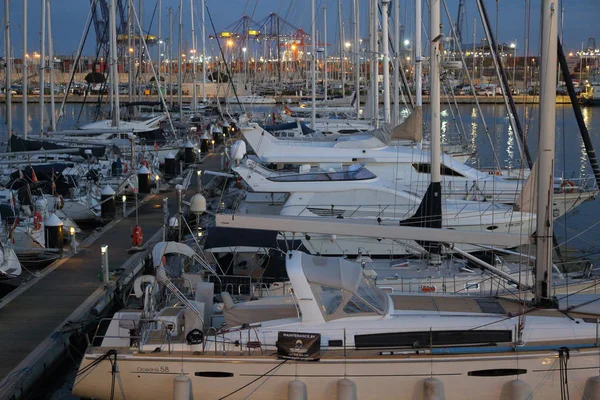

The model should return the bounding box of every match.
[0,152,223,398]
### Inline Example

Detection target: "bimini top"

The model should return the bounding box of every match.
[287,251,388,323]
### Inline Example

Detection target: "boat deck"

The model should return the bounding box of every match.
[0,153,222,384]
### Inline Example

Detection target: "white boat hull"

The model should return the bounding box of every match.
[73,349,600,400]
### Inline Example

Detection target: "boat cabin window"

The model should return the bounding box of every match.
[310,278,387,322]
[268,168,376,183]
[411,163,465,177]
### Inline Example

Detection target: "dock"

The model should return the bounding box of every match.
[0,152,223,399]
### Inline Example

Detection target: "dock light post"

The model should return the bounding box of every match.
[122,195,127,217]
[70,226,77,254]
[220,153,225,170]
[101,245,109,285]
[196,170,202,192]
[211,139,215,152]
[155,174,160,193]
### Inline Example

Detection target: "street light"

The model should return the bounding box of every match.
[404,39,410,47]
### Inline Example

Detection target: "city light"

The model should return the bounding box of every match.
[404,39,410,46]
[227,39,234,47]
[344,42,351,48]
[510,43,516,49]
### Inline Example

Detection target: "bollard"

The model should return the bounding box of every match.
[69,226,78,254]
[138,165,151,194]
[287,380,307,400]
[44,213,64,251]
[184,140,195,164]
[100,185,116,219]
[196,170,203,192]
[122,195,127,217]
[100,245,109,284]
[165,152,176,177]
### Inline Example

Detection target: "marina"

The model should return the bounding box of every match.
[0,0,600,399]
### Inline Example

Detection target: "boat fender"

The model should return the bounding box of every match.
[423,377,445,400]
[131,225,143,247]
[173,375,192,400]
[33,212,43,231]
[56,195,65,210]
[221,292,235,310]
[133,275,156,298]
[288,380,307,400]
[583,376,600,400]
[501,379,532,400]
[186,328,203,345]
[337,378,357,400]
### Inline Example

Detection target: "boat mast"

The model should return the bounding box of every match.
[109,0,120,127]
[46,0,56,131]
[40,0,46,136]
[169,7,173,108]
[430,0,441,186]
[138,0,143,107]
[337,0,344,97]
[177,0,182,111]
[415,0,423,112]
[323,6,327,102]
[534,0,558,304]
[190,0,197,111]
[381,0,391,124]
[353,0,359,117]
[369,0,379,127]
[22,0,28,139]
[392,0,400,125]
[128,0,133,106]
[201,0,206,102]
[157,0,161,98]
[4,0,12,149]
[310,0,316,129]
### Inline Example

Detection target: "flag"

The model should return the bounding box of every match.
[31,168,38,183]
[8,217,18,244]
[18,169,24,180]
[283,106,293,115]
[154,141,159,151]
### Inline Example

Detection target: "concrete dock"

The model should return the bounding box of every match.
[0,152,223,399]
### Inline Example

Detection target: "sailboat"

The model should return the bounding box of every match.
[72,2,600,399]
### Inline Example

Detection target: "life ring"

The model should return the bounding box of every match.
[122,162,129,174]
[131,225,143,247]
[55,195,65,210]
[141,159,149,168]
[560,180,575,193]
[33,212,43,231]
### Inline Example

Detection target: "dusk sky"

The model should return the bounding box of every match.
[1,0,598,57]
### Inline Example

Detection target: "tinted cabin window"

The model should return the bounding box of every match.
[412,163,465,177]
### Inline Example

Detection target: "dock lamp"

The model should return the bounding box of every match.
[122,195,127,217]
[70,226,77,254]
[101,245,109,284]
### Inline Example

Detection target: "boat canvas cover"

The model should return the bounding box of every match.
[390,106,423,142]
[203,227,279,250]
[301,253,362,293]
[10,135,106,158]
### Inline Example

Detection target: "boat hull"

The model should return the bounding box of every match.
[73,348,600,400]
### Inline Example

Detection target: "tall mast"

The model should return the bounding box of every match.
[128,0,133,106]
[392,0,400,125]
[177,0,182,111]
[4,0,12,148]
[310,0,316,129]
[353,0,360,116]
[109,0,120,127]
[415,0,422,109]
[381,0,391,124]
[157,0,161,98]
[169,7,173,107]
[138,0,143,105]
[201,0,206,102]
[190,0,197,110]
[323,6,327,102]
[370,0,379,127]
[22,0,28,139]
[535,0,558,304]
[430,0,441,185]
[47,0,56,131]
[40,0,46,136]
[338,0,344,96]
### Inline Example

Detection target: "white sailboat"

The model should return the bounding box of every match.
[72,2,600,399]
